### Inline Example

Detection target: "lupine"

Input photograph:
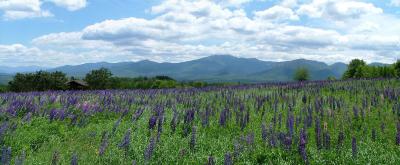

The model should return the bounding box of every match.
[224,152,233,165]
[372,128,376,141]
[119,128,131,155]
[144,137,156,161]
[323,131,331,150]
[1,147,11,165]
[149,115,158,130]
[71,153,78,165]
[99,131,109,156]
[51,150,60,165]
[396,122,400,145]
[352,137,357,158]
[298,129,308,164]
[261,123,267,143]
[337,131,345,148]
[315,118,322,150]
[14,150,25,165]
[190,126,197,150]
[207,155,215,165]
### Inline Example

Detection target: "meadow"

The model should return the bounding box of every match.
[1,79,400,164]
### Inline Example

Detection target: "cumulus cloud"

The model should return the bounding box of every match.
[254,5,299,21]
[391,0,400,7]
[1,0,399,66]
[297,0,383,20]
[46,0,87,11]
[0,0,87,20]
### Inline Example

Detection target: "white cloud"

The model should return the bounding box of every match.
[0,0,52,20]
[254,5,299,21]
[391,0,400,7]
[297,0,383,20]
[1,0,399,66]
[0,0,86,20]
[46,0,87,11]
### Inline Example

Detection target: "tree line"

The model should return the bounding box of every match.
[293,59,400,81]
[5,68,216,92]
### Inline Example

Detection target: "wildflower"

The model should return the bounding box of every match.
[207,156,215,165]
[298,129,307,164]
[99,131,109,156]
[190,126,196,150]
[51,150,60,165]
[14,150,25,165]
[224,152,233,165]
[144,137,156,161]
[337,131,345,148]
[71,153,78,165]
[352,137,357,158]
[119,128,131,152]
[1,147,11,165]
[261,123,267,143]
[149,115,158,130]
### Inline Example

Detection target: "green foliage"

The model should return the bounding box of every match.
[8,71,68,92]
[84,68,113,90]
[394,60,400,78]
[343,59,397,79]
[343,59,366,79]
[294,67,310,81]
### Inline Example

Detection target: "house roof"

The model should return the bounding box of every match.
[66,80,88,86]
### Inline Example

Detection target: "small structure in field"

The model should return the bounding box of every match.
[66,80,89,90]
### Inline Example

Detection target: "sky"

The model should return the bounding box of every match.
[0,0,399,67]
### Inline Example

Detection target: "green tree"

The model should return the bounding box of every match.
[8,71,67,92]
[84,68,113,90]
[343,59,366,79]
[294,67,310,81]
[394,60,400,78]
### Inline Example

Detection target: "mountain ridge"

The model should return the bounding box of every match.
[4,55,392,84]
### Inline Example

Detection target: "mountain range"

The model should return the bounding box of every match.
[0,55,390,84]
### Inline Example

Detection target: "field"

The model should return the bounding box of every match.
[1,79,400,164]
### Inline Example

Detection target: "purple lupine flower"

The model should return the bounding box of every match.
[381,122,385,133]
[269,123,276,147]
[372,128,376,141]
[219,109,227,126]
[261,123,267,143]
[190,126,196,150]
[112,117,122,135]
[49,109,58,122]
[170,110,178,133]
[323,131,331,150]
[1,147,11,165]
[315,118,322,150]
[352,137,357,158]
[207,155,215,165]
[144,137,156,161]
[353,106,359,119]
[119,128,131,152]
[284,135,292,150]
[396,122,400,145]
[22,112,32,123]
[224,152,233,165]
[149,115,158,130]
[51,150,60,165]
[14,150,25,165]
[287,113,294,137]
[71,153,78,165]
[99,131,109,156]
[298,129,307,164]
[337,131,345,148]
[0,122,8,140]
[157,115,163,133]
[132,108,144,122]
[132,160,137,165]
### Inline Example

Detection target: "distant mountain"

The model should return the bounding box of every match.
[369,62,390,67]
[0,66,48,74]
[49,55,349,82]
[0,73,12,85]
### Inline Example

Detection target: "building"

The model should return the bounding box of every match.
[66,80,89,90]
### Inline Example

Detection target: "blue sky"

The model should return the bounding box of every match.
[0,0,399,67]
